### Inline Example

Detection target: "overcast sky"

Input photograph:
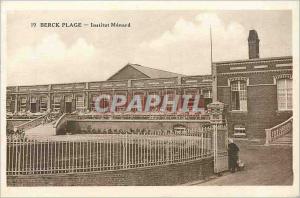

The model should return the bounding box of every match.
[6,10,291,86]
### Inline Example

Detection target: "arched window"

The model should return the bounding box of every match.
[277,78,292,111]
[231,80,247,111]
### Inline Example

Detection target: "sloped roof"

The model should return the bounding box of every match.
[107,63,185,80]
[130,64,185,78]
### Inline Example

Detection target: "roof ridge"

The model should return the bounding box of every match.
[129,63,184,76]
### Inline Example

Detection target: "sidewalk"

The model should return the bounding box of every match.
[187,140,293,186]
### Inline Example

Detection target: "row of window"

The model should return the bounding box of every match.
[230,78,292,111]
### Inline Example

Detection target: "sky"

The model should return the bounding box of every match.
[6,10,292,86]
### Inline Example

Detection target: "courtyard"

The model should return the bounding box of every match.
[190,140,293,186]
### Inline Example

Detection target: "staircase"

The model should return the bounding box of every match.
[265,117,293,146]
[25,121,56,139]
[269,132,292,146]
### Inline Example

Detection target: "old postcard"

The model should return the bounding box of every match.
[0,1,299,197]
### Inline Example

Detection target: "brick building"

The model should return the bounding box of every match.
[6,29,292,139]
[6,65,212,115]
[214,30,292,138]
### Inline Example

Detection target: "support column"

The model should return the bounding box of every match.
[47,85,51,112]
[85,91,89,111]
[85,82,89,111]
[14,94,18,113]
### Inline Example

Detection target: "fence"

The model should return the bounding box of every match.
[265,116,293,145]
[7,128,213,175]
[69,112,211,121]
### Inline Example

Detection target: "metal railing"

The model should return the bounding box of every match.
[6,129,213,175]
[70,112,210,121]
[13,114,49,132]
[265,116,293,145]
[13,112,62,132]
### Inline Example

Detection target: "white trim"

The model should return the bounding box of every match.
[276,63,292,67]
[218,69,292,76]
[149,82,160,85]
[254,65,268,69]
[247,84,275,87]
[102,84,113,87]
[164,81,175,84]
[185,80,197,83]
[115,83,126,87]
[229,66,246,70]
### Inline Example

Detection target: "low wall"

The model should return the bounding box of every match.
[7,157,213,186]
[66,119,210,134]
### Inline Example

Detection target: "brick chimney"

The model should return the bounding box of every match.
[248,30,260,59]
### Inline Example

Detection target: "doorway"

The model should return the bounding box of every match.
[65,102,72,113]
[30,103,37,113]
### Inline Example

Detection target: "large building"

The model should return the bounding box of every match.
[214,30,292,138]
[6,64,213,114]
[6,30,293,139]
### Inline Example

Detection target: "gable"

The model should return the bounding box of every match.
[107,65,150,81]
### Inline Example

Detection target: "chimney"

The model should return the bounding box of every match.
[248,30,260,59]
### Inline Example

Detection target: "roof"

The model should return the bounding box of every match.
[130,64,185,78]
[107,63,185,80]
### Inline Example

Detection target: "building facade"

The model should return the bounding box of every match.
[214,30,293,138]
[6,66,213,115]
[6,30,293,139]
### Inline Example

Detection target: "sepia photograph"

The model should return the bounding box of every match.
[0,1,299,197]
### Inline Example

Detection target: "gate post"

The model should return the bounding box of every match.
[207,101,228,173]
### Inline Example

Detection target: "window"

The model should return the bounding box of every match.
[233,124,246,137]
[165,89,176,112]
[76,95,85,110]
[40,96,47,112]
[20,97,27,112]
[148,91,161,112]
[184,90,196,111]
[6,96,14,113]
[277,78,292,111]
[203,90,212,99]
[53,96,61,112]
[231,81,247,111]
[90,95,98,111]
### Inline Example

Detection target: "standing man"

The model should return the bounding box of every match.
[228,138,239,173]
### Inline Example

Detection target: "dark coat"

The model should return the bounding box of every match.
[228,142,239,156]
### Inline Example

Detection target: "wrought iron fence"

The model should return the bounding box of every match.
[7,129,213,175]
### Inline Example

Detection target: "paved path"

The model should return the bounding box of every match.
[191,140,293,186]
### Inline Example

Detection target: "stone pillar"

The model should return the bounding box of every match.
[207,101,225,124]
